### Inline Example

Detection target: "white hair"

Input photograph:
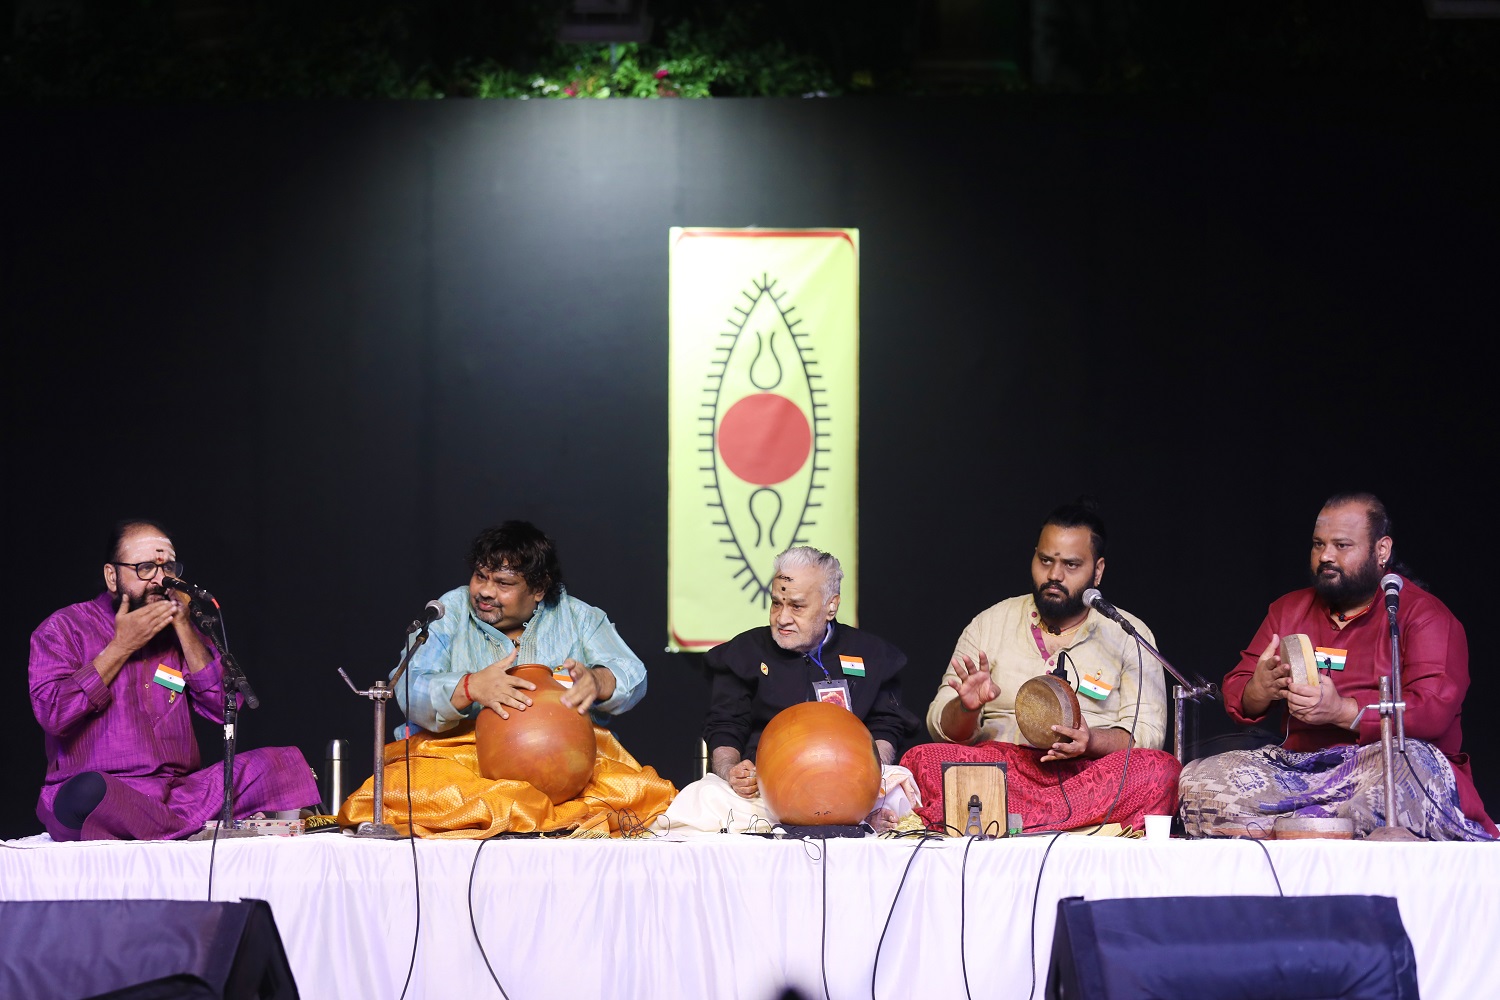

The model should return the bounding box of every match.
[771,546,843,604]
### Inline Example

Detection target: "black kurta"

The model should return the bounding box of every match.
[703,623,918,761]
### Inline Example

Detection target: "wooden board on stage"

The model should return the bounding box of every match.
[1016,674,1082,749]
[942,762,1008,837]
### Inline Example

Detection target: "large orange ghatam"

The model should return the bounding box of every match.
[757,701,881,826]
[474,663,597,804]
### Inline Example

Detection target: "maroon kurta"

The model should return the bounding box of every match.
[1223,580,1493,835]
[29,592,318,841]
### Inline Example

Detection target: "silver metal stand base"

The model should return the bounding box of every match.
[354,821,405,839]
[1364,825,1423,842]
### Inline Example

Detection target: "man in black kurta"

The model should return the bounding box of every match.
[653,546,919,834]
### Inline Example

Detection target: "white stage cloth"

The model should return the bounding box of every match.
[3,833,1498,1000]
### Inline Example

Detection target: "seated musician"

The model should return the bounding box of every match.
[653,546,921,834]
[338,521,675,837]
[29,519,319,841]
[901,501,1180,833]
[1179,492,1494,839]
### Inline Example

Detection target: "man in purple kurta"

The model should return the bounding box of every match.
[29,519,318,841]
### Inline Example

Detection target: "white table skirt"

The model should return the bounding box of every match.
[3,833,1496,1000]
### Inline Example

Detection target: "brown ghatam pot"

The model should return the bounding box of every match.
[757,700,881,826]
[474,663,597,804]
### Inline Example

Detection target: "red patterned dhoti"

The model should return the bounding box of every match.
[901,741,1181,833]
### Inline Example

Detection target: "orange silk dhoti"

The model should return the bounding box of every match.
[337,722,676,839]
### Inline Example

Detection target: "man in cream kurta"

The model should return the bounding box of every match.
[902,501,1180,833]
[926,594,1165,750]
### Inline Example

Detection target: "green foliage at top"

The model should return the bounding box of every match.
[0,0,843,101]
[2,0,1497,101]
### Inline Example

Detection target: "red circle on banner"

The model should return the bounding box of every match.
[718,393,812,486]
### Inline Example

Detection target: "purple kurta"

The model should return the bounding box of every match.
[29,592,318,841]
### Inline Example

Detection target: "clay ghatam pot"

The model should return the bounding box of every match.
[474,663,597,804]
[757,700,881,826]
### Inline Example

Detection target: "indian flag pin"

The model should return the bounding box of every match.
[152,663,185,695]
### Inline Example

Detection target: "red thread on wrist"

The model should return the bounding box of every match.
[461,673,473,704]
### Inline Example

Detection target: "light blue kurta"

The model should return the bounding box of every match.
[393,585,646,733]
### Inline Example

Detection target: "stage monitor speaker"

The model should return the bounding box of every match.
[0,898,298,1000]
[1045,894,1418,1000]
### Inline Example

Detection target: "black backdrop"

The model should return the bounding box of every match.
[3,99,1493,840]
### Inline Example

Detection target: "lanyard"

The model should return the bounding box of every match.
[807,623,834,680]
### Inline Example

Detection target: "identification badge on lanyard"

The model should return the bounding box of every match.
[812,679,852,711]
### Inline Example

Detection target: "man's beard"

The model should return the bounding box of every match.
[1312,553,1382,611]
[113,586,166,613]
[1033,581,1086,624]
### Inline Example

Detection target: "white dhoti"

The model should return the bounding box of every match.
[650,765,920,836]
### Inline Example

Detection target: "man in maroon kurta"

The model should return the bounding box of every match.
[29,520,318,841]
[1180,493,1494,839]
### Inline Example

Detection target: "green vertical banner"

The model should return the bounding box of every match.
[668,228,860,652]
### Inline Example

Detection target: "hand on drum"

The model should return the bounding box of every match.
[1247,633,1292,704]
[1040,721,1090,763]
[471,648,531,719]
[560,659,613,714]
[947,651,1000,711]
[727,758,758,799]
[1287,673,1350,727]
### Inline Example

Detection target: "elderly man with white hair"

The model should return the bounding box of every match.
[653,546,920,835]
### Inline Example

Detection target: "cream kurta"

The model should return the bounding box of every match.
[926,595,1167,749]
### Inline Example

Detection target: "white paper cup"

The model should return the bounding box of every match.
[1144,814,1172,842]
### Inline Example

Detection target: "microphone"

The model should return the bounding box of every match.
[406,599,446,635]
[1083,588,1137,637]
[164,576,218,607]
[1381,573,1403,614]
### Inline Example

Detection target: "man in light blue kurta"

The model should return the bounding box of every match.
[397,582,646,732]
[339,521,669,837]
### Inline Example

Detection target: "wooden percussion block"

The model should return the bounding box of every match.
[942,762,1008,837]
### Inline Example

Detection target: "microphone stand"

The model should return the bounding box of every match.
[1365,596,1420,842]
[186,596,261,840]
[339,619,432,839]
[1098,611,1219,764]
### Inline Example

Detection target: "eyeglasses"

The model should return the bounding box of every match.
[112,560,184,581]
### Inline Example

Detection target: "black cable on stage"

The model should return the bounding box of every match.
[1020,642,1146,836]
[206,810,222,901]
[1025,832,1066,1000]
[1042,643,1146,838]
[397,634,421,1000]
[1247,837,1284,897]
[1094,643,1145,830]
[869,833,943,1000]
[205,608,234,902]
[957,832,982,1000]
[467,837,513,999]
[783,836,830,1000]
